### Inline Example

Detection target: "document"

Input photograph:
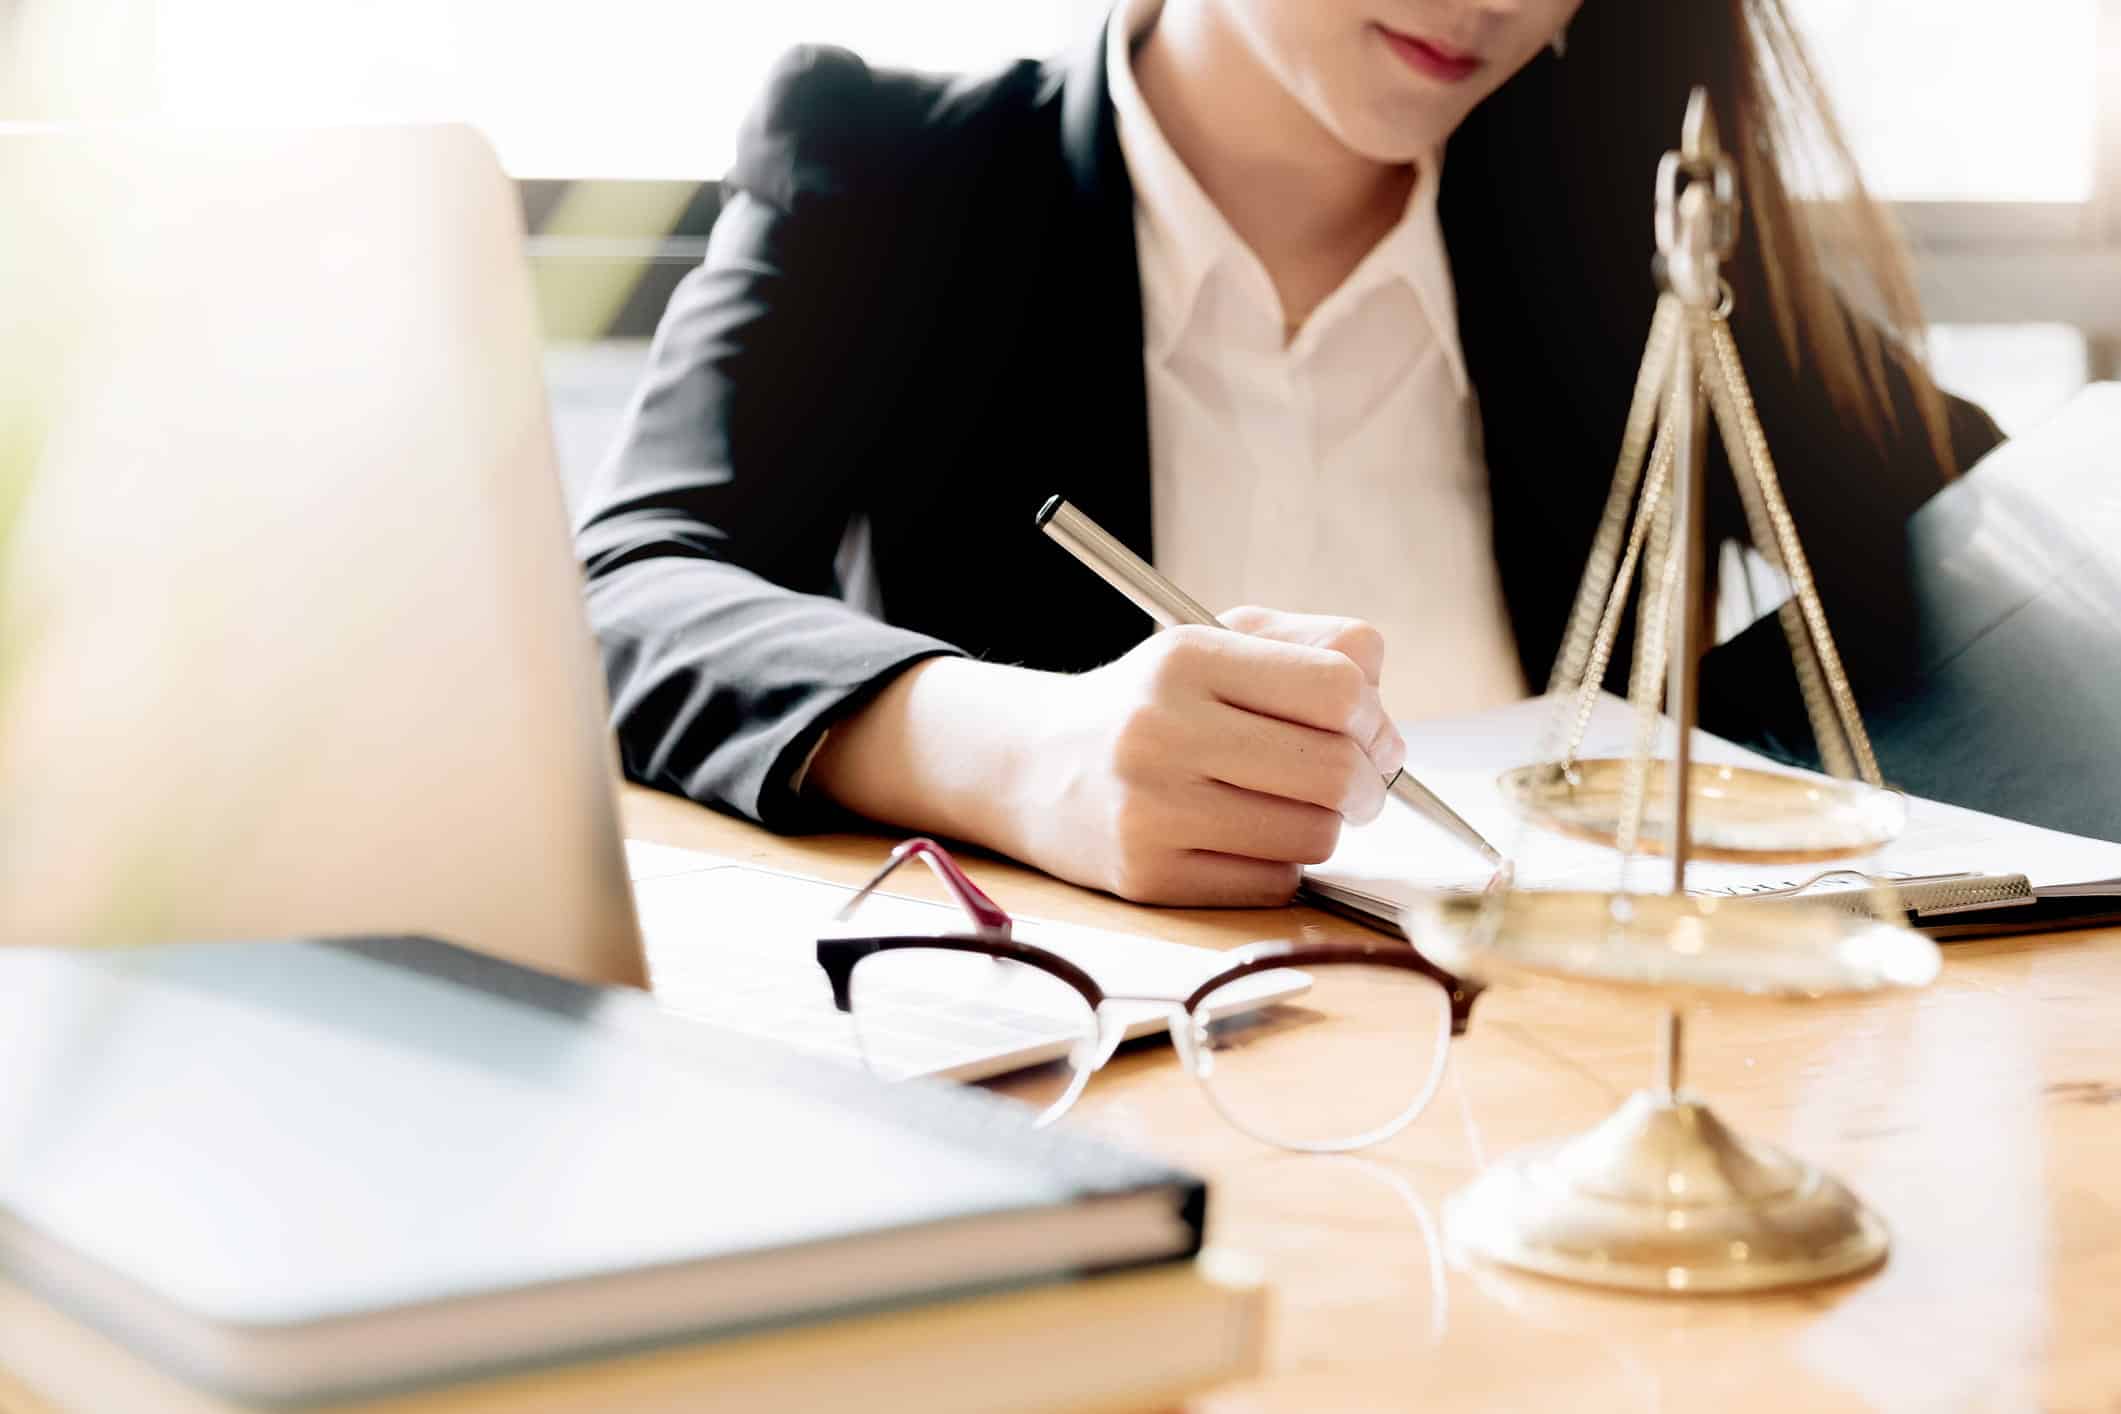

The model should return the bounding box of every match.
[1311,694,2121,921]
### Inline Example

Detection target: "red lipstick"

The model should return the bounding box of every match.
[1376,25,1482,83]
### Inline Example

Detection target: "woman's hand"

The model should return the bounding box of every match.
[810,608,1403,906]
[1014,609,1405,903]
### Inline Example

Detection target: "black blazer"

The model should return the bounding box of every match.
[575,29,2003,831]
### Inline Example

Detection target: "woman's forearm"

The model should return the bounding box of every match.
[807,657,1048,855]
[805,616,1404,905]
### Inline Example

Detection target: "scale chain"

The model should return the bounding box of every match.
[1560,389,1680,776]
[1697,320,1857,780]
[1700,317,1884,786]
[1548,295,1683,703]
[1616,378,1687,863]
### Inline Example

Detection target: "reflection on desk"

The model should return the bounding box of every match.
[623,782,2121,1413]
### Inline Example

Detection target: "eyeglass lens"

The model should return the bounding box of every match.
[1187,961,1452,1152]
[844,946,1101,1126]
[843,945,1453,1150]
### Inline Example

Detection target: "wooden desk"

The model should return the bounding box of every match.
[625,785,2121,1413]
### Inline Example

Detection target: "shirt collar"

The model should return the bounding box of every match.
[1103,0,1470,397]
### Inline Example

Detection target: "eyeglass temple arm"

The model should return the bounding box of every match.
[835,838,1013,941]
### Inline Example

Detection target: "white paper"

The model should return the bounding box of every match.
[1311,694,2121,914]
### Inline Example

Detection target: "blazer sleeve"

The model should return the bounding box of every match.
[574,46,961,830]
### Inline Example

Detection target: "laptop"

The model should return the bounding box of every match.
[0,121,1283,1082]
[0,122,642,989]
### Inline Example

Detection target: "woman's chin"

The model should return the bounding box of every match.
[1320,92,1467,166]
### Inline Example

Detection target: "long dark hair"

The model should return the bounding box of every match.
[1443,0,1954,468]
[1439,0,1969,713]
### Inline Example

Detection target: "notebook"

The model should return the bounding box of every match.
[1306,694,2121,941]
[0,937,1219,1407]
[0,1254,1266,1414]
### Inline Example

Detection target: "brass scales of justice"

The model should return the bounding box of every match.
[1406,90,1941,1294]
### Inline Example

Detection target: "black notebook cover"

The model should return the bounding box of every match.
[0,937,1205,1405]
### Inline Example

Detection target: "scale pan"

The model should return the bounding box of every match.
[1404,890,1940,1004]
[1499,758,1904,863]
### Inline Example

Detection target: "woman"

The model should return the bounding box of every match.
[575,0,2000,905]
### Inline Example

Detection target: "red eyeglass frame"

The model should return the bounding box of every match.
[814,838,1484,1032]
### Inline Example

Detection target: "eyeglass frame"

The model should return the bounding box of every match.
[813,837,1486,1151]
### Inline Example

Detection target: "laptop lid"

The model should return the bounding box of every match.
[0,123,645,987]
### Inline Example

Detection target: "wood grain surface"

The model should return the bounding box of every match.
[624,785,2121,1414]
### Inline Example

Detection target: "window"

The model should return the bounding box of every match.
[1787,0,2103,202]
[148,0,1107,178]
[18,0,2117,440]
[1789,0,2121,427]
[124,0,2120,201]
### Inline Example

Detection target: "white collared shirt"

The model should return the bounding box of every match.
[1107,0,1527,719]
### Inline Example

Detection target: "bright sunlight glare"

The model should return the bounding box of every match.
[131,0,2103,195]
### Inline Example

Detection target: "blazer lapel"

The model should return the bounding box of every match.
[1051,18,1155,566]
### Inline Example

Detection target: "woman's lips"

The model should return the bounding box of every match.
[1375,25,1483,83]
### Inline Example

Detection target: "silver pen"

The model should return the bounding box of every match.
[1036,496,1503,866]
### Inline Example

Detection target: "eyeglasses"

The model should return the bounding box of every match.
[815,838,1483,1153]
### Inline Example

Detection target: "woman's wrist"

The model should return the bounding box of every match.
[806,656,1052,855]
[807,613,1400,904]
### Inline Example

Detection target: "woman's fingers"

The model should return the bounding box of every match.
[1185,701,1387,823]
[1112,848,1305,908]
[997,611,1420,905]
[1175,779,1346,865]
[1109,780,1344,905]
[1217,609,1405,774]
[1148,625,1403,780]
[1219,605,1387,684]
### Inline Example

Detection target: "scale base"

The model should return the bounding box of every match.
[1446,1089,1887,1293]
